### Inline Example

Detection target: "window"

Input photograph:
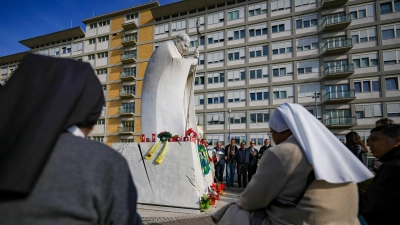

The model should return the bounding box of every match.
[324,84,349,98]
[207,134,225,146]
[326,109,351,122]
[196,114,205,126]
[273,86,293,99]
[386,77,399,90]
[249,45,268,58]
[249,23,268,37]
[354,79,380,93]
[250,133,270,146]
[98,36,109,42]
[208,11,224,25]
[89,23,97,29]
[122,121,134,129]
[355,104,382,118]
[194,94,205,105]
[249,2,267,16]
[99,20,110,27]
[351,28,377,43]
[72,42,83,52]
[171,20,186,32]
[323,36,347,49]
[271,0,291,11]
[207,71,224,84]
[271,19,291,33]
[227,27,246,41]
[249,111,270,125]
[126,12,138,20]
[295,0,316,7]
[207,51,224,64]
[88,38,96,44]
[195,73,205,85]
[228,48,246,61]
[383,50,400,65]
[387,102,400,117]
[382,24,400,39]
[1,68,7,76]
[88,54,95,60]
[353,53,378,68]
[155,23,169,36]
[207,31,224,44]
[90,136,104,143]
[272,40,292,55]
[102,85,107,91]
[296,36,318,51]
[227,69,246,81]
[123,67,136,76]
[249,88,269,101]
[230,134,247,145]
[306,106,322,119]
[62,45,71,54]
[229,112,247,124]
[297,60,319,74]
[380,0,400,14]
[189,16,205,28]
[272,63,293,76]
[207,112,225,125]
[97,52,108,58]
[49,47,58,56]
[227,7,245,21]
[298,83,320,97]
[96,119,105,125]
[198,54,205,65]
[122,85,135,95]
[324,60,349,73]
[207,92,225,104]
[296,14,317,29]
[227,90,246,102]
[322,13,347,26]
[250,66,269,79]
[190,36,205,47]
[350,4,374,20]
[96,68,107,75]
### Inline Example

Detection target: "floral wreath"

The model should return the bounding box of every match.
[185,128,197,138]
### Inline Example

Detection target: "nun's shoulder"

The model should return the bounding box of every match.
[268,136,303,158]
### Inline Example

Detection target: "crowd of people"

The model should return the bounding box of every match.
[1,55,399,225]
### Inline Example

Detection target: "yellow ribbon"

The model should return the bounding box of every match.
[156,141,169,164]
[145,141,161,160]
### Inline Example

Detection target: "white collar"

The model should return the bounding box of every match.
[67,125,85,138]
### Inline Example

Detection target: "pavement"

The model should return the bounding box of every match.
[138,185,244,225]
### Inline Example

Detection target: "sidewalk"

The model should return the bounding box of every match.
[139,186,244,225]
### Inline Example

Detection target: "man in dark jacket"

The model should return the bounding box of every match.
[248,141,259,182]
[259,138,272,158]
[225,139,238,187]
[359,124,400,225]
[236,142,251,188]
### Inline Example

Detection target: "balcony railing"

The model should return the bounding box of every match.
[324,90,355,102]
[322,39,353,55]
[120,71,136,80]
[118,127,134,133]
[119,108,135,114]
[326,117,357,126]
[121,35,137,46]
[324,64,354,78]
[120,89,135,96]
[121,52,137,63]
[321,14,351,31]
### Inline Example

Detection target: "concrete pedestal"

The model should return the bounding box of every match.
[113,142,213,209]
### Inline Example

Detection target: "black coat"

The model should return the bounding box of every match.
[347,144,368,166]
[359,146,400,225]
[259,145,272,157]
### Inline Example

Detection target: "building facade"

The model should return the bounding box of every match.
[1,0,400,161]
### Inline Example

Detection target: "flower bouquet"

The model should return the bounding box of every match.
[200,194,211,210]
[185,128,197,142]
[145,131,171,164]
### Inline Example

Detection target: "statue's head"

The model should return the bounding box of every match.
[175,33,190,55]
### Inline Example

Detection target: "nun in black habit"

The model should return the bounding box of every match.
[0,54,143,225]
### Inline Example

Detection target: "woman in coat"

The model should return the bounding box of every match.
[212,103,373,225]
[346,131,369,166]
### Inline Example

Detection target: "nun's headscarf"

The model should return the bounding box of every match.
[0,54,104,198]
[270,103,373,184]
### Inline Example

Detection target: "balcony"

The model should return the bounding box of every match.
[121,52,137,64]
[324,90,356,104]
[320,0,348,9]
[120,89,135,99]
[119,108,135,116]
[326,117,357,128]
[324,64,354,79]
[121,34,137,46]
[118,127,134,134]
[321,15,351,32]
[122,21,137,30]
[120,71,136,81]
[322,39,353,55]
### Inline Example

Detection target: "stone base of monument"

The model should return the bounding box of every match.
[113,142,213,210]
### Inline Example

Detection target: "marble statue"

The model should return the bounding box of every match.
[141,33,199,138]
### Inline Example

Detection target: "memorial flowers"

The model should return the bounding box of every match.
[145,131,171,164]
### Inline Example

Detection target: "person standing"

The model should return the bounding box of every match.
[248,141,259,183]
[259,138,272,158]
[205,141,217,183]
[214,142,225,183]
[345,132,369,166]
[373,118,395,173]
[236,142,251,188]
[225,139,238,187]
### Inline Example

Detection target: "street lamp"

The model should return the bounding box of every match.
[228,108,231,141]
[312,92,320,119]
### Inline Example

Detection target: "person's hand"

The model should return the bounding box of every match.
[231,150,235,155]
[224,156,227,160]
[194,49,199,59]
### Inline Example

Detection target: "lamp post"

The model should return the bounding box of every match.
[228,108,231,141]
[312,92,320,119]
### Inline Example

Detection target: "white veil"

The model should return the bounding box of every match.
[269,103,374,184]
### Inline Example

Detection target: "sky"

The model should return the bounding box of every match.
[0,0,180,57]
